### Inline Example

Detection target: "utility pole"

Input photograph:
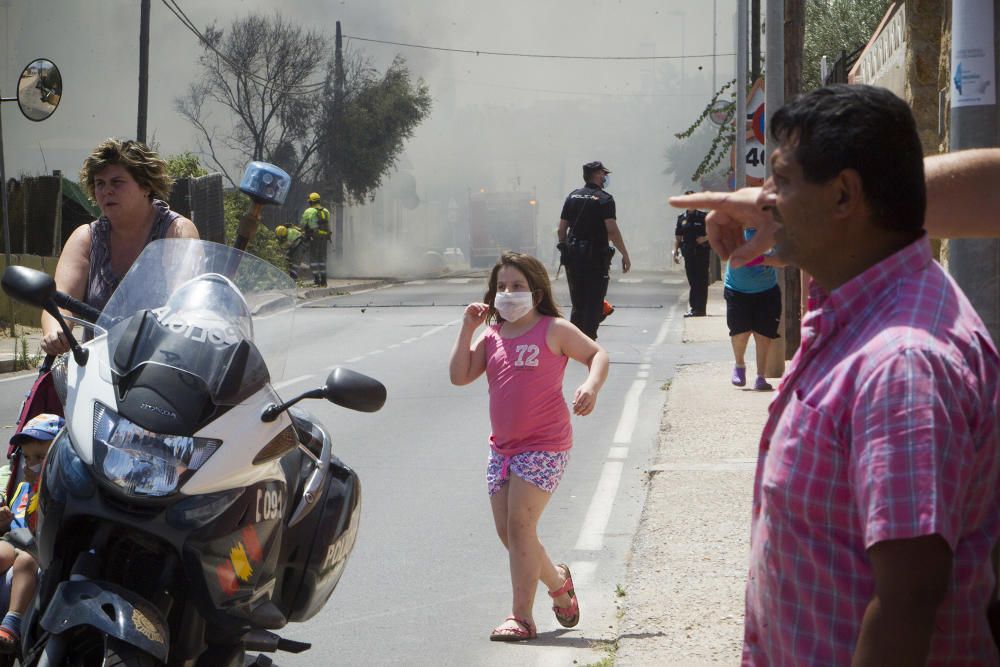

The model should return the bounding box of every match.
[782,0,805,360]
[762,0,785,378]
[333,21,346,263]
[751,0,761,81]
[137,0,150,143]
[735,1,749,189]
[949,0,1000,342]
[712,0,717,93]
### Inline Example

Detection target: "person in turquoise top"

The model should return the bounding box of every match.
[301,192,332,287]
[724,228,781,391]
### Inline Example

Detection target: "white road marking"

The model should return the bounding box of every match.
[636,371,649,378]
[652,306,677,346]
[447,278,472,284]
[0,372,35,384]
[403,337,419,344]
[273,375,314,390]
[405,280,426,285]
[388,344,401,349]
[639,363,651,371]
[618,278,643,283]
[368,349,383,356]
[613,380,646,444]
[574,461,625,551]
[345,356,364,363]
[608,446,629,460]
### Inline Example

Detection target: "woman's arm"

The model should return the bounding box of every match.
[40,224,92,354]
[165,215,200,239]
[550,318,609,416]
[449,303,489,386]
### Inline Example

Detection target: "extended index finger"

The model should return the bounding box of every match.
[668,191,731,211]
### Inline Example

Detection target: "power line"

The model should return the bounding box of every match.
[344,34,734,61]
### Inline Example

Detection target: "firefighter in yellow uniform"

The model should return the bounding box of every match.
[301,192,332,286]
[275,224,306,281]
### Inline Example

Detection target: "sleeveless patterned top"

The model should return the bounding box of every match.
[85,199,180,314]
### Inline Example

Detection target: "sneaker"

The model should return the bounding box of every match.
[731,366,746,387]
[753,376,773,391]
[603,300,615,318]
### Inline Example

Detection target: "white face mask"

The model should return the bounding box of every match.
[494,291,535,322]
[26,463,42,474]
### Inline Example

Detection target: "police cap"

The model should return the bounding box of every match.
[583,161,611,174]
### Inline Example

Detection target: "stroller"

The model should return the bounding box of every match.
[0,356,61,667]
[6,356,62,504]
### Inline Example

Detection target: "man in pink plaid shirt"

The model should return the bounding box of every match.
[691,84,1000,665]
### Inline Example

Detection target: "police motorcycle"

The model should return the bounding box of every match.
[1,238,386,666]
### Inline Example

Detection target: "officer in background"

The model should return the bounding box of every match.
[301,192,332,287]
[557,160,631,340]
[673,191,710,317]
[275,224,306,281]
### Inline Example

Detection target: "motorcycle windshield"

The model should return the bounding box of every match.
[98,239,295,404]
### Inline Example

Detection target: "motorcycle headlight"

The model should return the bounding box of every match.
[92,403,221,498]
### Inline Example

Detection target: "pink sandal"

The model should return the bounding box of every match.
[0,626,18,654]
[549,563,580,628]
[489,615,537,642]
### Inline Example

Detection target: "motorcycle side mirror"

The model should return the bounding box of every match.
[16,58,62,122]
[2,265,55,308]
[1,266,88,366]
[323,368,387,413]
[260,368,386,422]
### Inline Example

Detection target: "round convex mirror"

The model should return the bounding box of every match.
[17,59,62,122]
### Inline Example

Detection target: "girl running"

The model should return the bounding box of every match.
[449,252,609,641]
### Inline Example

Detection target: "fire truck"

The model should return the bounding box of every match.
[468,191,538,267]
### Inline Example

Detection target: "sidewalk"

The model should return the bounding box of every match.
[616,282,772,665]
[0,277,399,375]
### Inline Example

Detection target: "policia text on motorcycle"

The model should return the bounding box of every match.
[674,191,710,317]
[301,192,332,287]
[557,161,631,340]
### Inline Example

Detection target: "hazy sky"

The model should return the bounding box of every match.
[1,0,737,266]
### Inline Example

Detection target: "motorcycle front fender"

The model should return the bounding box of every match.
[39,579,169,662]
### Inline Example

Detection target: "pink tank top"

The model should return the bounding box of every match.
[484,316,572,455]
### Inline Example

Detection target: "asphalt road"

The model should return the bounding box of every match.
[0,269,694,666]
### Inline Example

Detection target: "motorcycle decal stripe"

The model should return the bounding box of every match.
[216,560,239,597]
[230,542,254,582]
[242,525,263,563]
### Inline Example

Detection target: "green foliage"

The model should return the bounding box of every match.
[320,56,433,205]
[164,152,209,179]
[223,191,288,271]
[804,0,891,91]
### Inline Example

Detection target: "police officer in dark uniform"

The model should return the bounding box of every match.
[673,191,710,317]
[557,161,631,340]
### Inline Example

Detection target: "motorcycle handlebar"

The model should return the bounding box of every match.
[52,292,102,324]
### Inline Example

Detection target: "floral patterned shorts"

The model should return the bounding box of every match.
[486,449,571,496]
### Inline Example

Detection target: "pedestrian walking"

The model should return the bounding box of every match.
[724,229,780,391]
[673,191,710,317]
[688,84,1000,665]
[301,192,331,287]
[449,252,609,642]
[557,161,631,340]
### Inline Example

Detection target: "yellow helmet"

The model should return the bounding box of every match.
[275,225,287,238]
[308,192,321,203]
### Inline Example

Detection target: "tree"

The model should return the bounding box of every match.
[175,13,327,187]
[802,0,890,91]
[318,55,432,205]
